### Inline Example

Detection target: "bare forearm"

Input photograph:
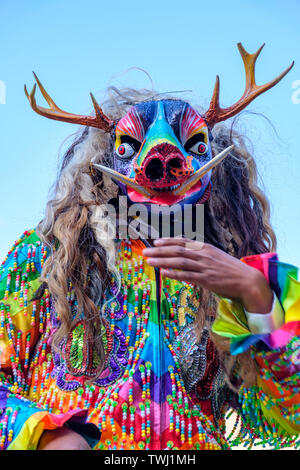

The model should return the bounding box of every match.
[239,268,273,314]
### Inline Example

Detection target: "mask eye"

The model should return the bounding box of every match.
[185,133,208,156]
[116,142,136,158]
[188,141,208,156]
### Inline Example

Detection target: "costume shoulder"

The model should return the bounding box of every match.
[0,231,97,450]
[0,229,47,303]
[0,229,49,368]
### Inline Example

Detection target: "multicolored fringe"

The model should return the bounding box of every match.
[212,253,300,448]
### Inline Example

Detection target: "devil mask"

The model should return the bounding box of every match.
[25,43,293,207]
[112,99,215,206]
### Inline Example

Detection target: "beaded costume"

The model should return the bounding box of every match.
[0,43,299,450]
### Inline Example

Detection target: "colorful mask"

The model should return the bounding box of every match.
[25,43,293,207]
[111,99,216,205]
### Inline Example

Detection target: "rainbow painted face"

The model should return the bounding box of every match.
[113,100,213,206]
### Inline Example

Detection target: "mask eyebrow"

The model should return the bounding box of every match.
[120,134,141,152]
[180,106,207,144]
[116,107,145,142]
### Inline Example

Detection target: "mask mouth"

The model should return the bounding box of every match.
[126,177,205,206]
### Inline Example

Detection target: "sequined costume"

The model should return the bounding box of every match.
[0,230,299,450]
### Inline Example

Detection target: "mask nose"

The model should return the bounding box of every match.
[134,143,194,189]
[145,156,184,182]
[145,158,164,182]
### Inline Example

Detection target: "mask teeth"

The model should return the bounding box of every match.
[153,184,181,193]
[173,145,234,196]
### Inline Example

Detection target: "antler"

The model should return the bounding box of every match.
[204,43,294,128]
[24,72,115,133]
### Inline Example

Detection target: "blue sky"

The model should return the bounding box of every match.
[0,0,300,267]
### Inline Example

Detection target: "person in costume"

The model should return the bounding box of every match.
[0,43,299,450]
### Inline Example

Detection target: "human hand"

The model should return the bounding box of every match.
[143,238,273,314]
[37,427,91,450]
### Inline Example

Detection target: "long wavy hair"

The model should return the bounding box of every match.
[36,87,276,383]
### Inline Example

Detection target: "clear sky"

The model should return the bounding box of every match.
[0,0,300,267]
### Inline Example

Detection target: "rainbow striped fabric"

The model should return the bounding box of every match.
[213,252,300,445]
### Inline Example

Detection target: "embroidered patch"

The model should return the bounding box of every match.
[176,287,199,326]
[174,325,209,393]
[95,325,128,387]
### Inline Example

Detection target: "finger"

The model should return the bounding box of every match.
[185,240,204,251]
[153,238,205,251]
[160,268,202,284]
[153,238,189,247]
[146,256,202,272]
[143,245,203,260]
